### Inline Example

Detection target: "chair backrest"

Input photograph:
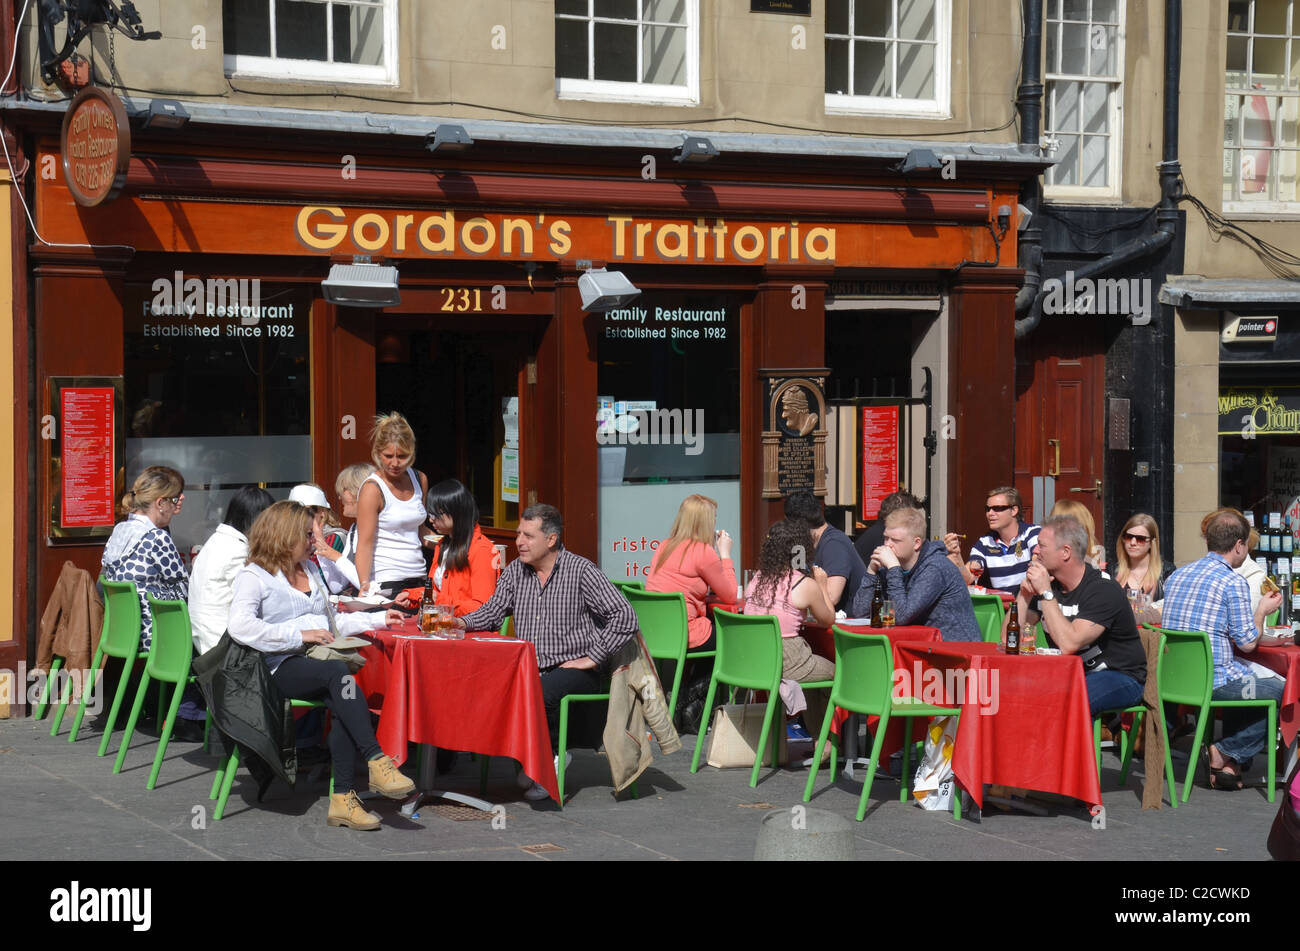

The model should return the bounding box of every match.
[144,595,195,683]
[100,579,143,659]
[970,594,1005,643]
[712,608,782,692]
[610,579,645,594]
[624,588,688,664]
[829,627,894,716]
[499,615,513,638]
[1153,627,1213,708]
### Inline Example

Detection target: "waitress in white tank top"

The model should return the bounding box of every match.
[354,412,431,598]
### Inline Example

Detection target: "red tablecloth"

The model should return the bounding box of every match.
[354,621,559,803]
[1241,644,1300,746]
[893,641,1101,809]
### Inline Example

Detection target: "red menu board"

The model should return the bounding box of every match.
[861,406,899,520]
[60,387,116,528]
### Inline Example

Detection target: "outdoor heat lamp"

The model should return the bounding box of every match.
[578,268,641,313]
[322,260,401,307]
[673,136,719,163]
[426,124,474,152]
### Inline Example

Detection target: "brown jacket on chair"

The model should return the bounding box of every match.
[603,631,682,793]
[37,562,104,678]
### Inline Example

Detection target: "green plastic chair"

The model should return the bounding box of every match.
[1092,633,1178,806]
[689,608,832,788]
[1151,626,1278,803]
[970,593,1006,644]
[610,579,645,595]
[210,698,330,821]
[623,588,707,721]
[803,627,961,821]
[111,596,196,787]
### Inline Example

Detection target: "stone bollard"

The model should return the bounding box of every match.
[753,806,855,861]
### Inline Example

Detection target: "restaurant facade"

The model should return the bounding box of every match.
[0,97,1047,680]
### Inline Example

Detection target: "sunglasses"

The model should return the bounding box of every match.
[161,495,183,506]
[985,505,1012,513]
[1122,532,1151,543]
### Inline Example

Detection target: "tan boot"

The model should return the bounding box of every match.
[368,754,416,799]
[327,791,381,830]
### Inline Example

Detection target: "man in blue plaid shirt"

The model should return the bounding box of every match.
[1163,510,1287,790]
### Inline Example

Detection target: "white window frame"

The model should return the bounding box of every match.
[823,0,951,120]
[555,0,699,106]
[1043,1,1125,200]
[1223,0,1300,215]
[223,0,399,86]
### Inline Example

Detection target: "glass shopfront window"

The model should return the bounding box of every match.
[123,280,312,558]
[596,292,742,581]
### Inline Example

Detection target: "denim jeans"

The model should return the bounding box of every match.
[1212,674,1285,769]
[1086,669,1144,718]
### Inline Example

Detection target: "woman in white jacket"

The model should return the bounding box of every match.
[226,500,415,830]
[189,486,275,655]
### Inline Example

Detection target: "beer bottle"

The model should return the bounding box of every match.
[1005,600,1021,654]
[1285,516,1295,555]
[870,581,884,628]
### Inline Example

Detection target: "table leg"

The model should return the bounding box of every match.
[398,743,496,816]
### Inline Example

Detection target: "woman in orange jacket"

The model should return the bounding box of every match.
[424,479,500,616]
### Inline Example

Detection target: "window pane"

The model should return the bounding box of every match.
[1092,0,1119,25]
[275,0,328,61]
[1060,22,1088,74]
[897,0,935,41]
[1083,81,1109,133]
[1227,1,1251,32]
[1279,151,1299,202]
[1088,24,1117,76]
[1223,146,1239,203]
[556,16,589,79]
[855,40,890,96]
[642,24,686,84]
[594,0,637,19]
[854,0,891,38]
[225,0,271,57]
[897,42,935,98]
[1226,34,1249,78]
[825,37,850,93]
[1255,0,1289,34]
[593,21,637,81]
[1252,37,1289,88]
[826,0,849,36]
[1046,20,1059,72]
[1082,134,1108,186]
[1062,0,1089,20]
[333,3,384,67]
[1292,34,1300,88]
[1052,80,1081,132]
[1225,94,1242,145]
[644,0,686,23]
[1054,133,1080,185]
[556,0,587,13]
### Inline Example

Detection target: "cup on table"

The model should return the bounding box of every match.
[880,599,896,628]
[419,599,437,635]
[435,604,461,639]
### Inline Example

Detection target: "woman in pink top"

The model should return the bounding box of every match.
[744,519,836,758]
[647,494,737,652]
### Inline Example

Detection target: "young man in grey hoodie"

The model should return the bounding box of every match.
[852,507,981,642]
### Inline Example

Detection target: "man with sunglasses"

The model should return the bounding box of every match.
[945,485,1040,597]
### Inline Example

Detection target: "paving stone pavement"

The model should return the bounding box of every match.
[0,715,1284,862]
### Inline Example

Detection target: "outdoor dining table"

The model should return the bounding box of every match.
[892,640,1102,810]
[354,618,560,804]
[1237,643,1300,747]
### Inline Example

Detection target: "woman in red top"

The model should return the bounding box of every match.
[424,479,500,616]
[646,494,737,652]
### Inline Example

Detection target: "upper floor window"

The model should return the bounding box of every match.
[824,0,951,118]
[223,0,398,85]
[555,0,699,105]
[1224,0,1300,211]
[1044,0,1124,197]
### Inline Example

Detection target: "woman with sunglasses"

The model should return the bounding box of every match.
[101,466,191,651]
[1114,513,1168,601]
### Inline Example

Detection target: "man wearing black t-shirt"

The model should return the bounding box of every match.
[1018,515,1146,716]
[784,491,867,615]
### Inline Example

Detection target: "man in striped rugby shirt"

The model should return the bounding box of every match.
[944,485,1040,597]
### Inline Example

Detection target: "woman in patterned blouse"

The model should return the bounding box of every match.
[100,466,190,651]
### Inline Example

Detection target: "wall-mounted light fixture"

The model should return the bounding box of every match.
[323,256,400,307]
[673,135,719,163]
[425,124,474,153]
[143,98,189,130]
[578,268,641,313]
[894,148,943,175]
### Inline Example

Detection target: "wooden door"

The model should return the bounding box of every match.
[1014,323,1106,528]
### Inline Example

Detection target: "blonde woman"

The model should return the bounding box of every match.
[1114,513,1168,602]
[101,466,189,651]
[1050,499,1106,570]
[354,413,429,598]
[646,494,736,652]
[304,463,377,596]
[226,501,413,830]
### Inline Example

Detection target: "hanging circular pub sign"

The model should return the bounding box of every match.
[60,86,130,207]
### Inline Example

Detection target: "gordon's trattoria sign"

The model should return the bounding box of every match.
[294,205,839,264]
[60,87,130,207]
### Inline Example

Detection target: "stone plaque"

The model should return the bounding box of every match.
[761,371,828,499]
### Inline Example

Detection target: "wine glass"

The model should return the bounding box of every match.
[969,561,985,588]
[880,599,896,628]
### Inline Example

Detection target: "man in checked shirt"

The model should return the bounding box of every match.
[455,503,638,800]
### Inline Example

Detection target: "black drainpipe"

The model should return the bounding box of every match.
[1013,0,1044,337]
[1015,0,1183,339]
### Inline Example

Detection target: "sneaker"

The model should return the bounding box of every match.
[367,754,416,799]
[786,722,812,741]
[519,752,571,800]
[523,780,550,801]
[327,791,381,830]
